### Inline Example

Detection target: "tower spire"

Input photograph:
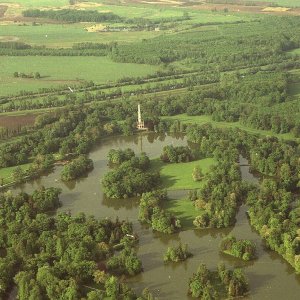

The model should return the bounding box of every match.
[137,103,146,130]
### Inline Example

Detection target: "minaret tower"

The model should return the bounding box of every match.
[137,103,145,130]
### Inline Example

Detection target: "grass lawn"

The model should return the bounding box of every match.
[0,163,31,185]
[153,156,215,229]
[0,56,158,96]
[163,114,298,141]
[163,197,199,230]
[152,157,215,190]
[288,48,300,55]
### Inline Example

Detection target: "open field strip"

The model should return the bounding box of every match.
[163,114,299,141]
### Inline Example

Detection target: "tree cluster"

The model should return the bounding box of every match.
[0,188,145,299]
[160,145,194,163]
[102,150,159,198]
[61,155,94,181]
[220,235,256,261]
[138,190,181,233]
[247,179,300,272]
[188,263,249,299]
[163,243,192,262]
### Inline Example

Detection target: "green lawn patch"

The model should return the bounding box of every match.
[163,197,199,230]
[0,163,31,185]
[151,157,215,190]
[151,157,215,230]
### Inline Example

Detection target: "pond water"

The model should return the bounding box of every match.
[12,133,300,299]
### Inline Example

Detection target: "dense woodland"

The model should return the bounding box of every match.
[0,187,153,299]
[102,149,159,198]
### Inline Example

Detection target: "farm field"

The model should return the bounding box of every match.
[0,113,36,130]
[0,23,163,47]
[0,56,159,95]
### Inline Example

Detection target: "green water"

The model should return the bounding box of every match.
[12,134,300,299]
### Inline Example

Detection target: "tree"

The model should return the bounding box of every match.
[93,270,107,284]
[12,166,26,183]
[105,276,119,299]
[192,165,204,181]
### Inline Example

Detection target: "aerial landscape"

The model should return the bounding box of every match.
[0,0,300,299]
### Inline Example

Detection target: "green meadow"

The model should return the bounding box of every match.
[0,56,158,95]
[151,157,215,229]
[163,197,199,230]
[163,114,298,141]
[152,157,215,190]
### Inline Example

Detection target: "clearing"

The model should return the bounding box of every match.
[152,157,215,190]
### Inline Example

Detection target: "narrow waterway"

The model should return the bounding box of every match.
[11,133,300,299]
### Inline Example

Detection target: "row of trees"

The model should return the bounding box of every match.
[13,71,41,79]
[160,145,194,163]
[23,9,123,23]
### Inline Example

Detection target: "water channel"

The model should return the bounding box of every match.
[12,133,300,299]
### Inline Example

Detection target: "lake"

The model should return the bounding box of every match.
[11,133,300,299]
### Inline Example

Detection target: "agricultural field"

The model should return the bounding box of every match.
[0,113,36,130]
[0,56,159,95]
[0,23,163,47]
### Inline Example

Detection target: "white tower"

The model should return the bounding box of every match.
[137,103,145,130]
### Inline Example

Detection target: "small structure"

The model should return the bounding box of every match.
[137,103,147,130]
